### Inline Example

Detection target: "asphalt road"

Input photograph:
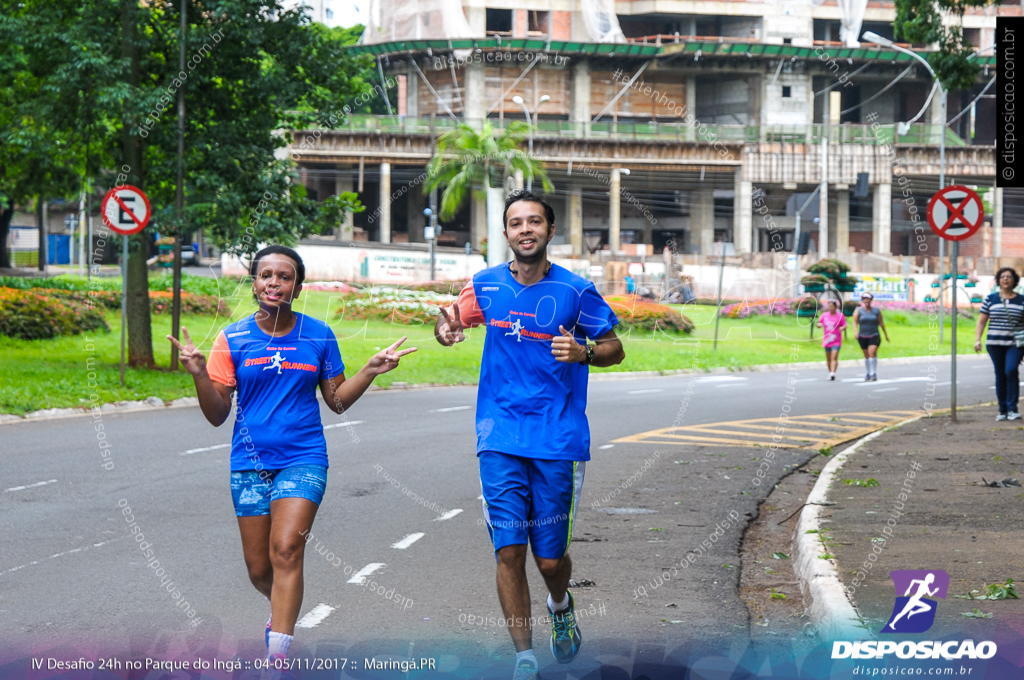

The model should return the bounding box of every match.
[0,354,995,676]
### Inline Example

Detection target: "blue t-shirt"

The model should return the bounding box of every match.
[207,313,345,471]
[457,263,619,462]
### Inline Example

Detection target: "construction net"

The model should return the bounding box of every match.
[580,0,625,43]
[361,0,475,44]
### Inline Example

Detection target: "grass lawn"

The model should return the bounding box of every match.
[0,290,978,415]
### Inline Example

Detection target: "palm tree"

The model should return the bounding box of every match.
[424,121,553,264]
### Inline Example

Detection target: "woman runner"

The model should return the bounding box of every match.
[817,298,847,380]
[852,292,889,381]
[166,245,416,662]
[974,267,1024,420]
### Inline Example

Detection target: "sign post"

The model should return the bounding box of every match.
[100,185,152,386]
[927,185,985,423]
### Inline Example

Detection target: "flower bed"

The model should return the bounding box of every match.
[0,287,110,340]
[604,295,694,333]
[719,298,973,319]
[25,288,228,316]
[335,287,456,325]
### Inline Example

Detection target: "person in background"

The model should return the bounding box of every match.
[817,298,847,381]
[975,267,1024,421]
[625,274,636,295]
[852,292,890,382]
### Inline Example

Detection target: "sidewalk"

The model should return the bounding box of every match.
[807,404,1024,638]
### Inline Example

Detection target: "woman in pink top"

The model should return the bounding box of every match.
[818,299,848,380]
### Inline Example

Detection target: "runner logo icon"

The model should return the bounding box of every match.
[505,318,524,342]
[263,351,285,375]
[881,570,949,634]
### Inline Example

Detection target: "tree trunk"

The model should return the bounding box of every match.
[0,197,12,269]
[122,0,154,368]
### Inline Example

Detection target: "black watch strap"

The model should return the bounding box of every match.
[581,344,595,365]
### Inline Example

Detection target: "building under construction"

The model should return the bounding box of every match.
[289,0,1005,266]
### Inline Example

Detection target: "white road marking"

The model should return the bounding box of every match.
[599,444,615,450]
[0,537,124,577]
[347,563,386,584]
[324,420,364,430]
[434,509,463,521]
[627,389,663,395]
[844,377,932,386]
[431,406,472,413]
[4,479,57,492]
[874,388,900,393]
[477,494,484,500]
[180,444,230,456]
[695,376,748,384]
[392,533,425,549]
[295,604,336,628]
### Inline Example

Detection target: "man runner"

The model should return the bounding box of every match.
[435,191,625,680]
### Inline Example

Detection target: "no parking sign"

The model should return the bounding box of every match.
[101,185,151,235]
[927,185,984,242]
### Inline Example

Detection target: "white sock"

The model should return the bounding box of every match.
[515,650,537,666]
[869,358,877,375]
[267,631,293,658]
[865,358,871,374]
[548,592,570,613]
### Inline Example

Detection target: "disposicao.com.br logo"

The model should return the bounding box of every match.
[831,569,997,661]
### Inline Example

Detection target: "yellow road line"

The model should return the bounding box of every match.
[612,411,919,450]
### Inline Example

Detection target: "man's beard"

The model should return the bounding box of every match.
[507,232,549,264]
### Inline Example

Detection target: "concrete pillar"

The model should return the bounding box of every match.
[465,62,485,124]
[694,187,715,256]
[872,183,892,255]
[685,76,697,141]
[994,187,1004,257]
[569,186,583,255]
[570,60,591,136]
[610,168,621,253]
[379,162,391,243]
[335,172,354,241]
[514,169,524,191]
[472,189,487,251]
[836,188,850,254]
[734,170,753,254]
[406,63,419,118]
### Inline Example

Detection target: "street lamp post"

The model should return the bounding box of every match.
[863,31,959,421]
[511,94,550,191]
[862,32,948,340]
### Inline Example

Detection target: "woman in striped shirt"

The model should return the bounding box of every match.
[975,267,1024,420]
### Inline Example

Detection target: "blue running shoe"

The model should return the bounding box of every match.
[548,591,582,664]
[512,656,539,680]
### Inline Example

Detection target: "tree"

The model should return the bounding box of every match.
[894,0,993,91]
[1,1,372,366]
[424,121,553,221]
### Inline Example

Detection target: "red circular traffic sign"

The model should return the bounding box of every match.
[927,185,984,242]
[101,185,151,235]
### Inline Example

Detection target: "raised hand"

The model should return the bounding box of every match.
[366,336,418,375]
[166,327,207,376]
[551,325,585,363]
[436,303,465,346]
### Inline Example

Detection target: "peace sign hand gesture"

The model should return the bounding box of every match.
[366,336,418,376]
[435,304,465,346]
[165,327,207,377]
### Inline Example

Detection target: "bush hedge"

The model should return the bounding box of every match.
[604,295,694,333]
[0,288,110,340]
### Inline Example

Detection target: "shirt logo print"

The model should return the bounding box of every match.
[264,351,285,375]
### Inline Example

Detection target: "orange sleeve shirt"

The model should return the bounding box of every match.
[206,331,236,387]
[445,282,485,328]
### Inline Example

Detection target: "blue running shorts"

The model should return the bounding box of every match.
[479,451,586,559]
[230,465,328,517]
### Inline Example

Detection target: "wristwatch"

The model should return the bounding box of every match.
[580,344,595,366]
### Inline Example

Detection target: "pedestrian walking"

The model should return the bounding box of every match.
[852,292,889,381]
[434,191,625,680]
[166,245,415,664]
[974,267,1024,420]
[817,298,847,380]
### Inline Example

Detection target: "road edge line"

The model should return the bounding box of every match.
[793,413,927,642]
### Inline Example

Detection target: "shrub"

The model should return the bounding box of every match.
[719,298,796,319]
[0,273,245,298]
[19,288,227,315]
[0,287,110,340]
[604,295,694,333]
[801,274,830,285]
[807,258,850,278]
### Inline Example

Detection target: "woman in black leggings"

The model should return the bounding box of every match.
[975,267,1024,420]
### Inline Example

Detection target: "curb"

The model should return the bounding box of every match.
[2,353,985,424]
[588,353,984,382]
[792,413,927,642]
